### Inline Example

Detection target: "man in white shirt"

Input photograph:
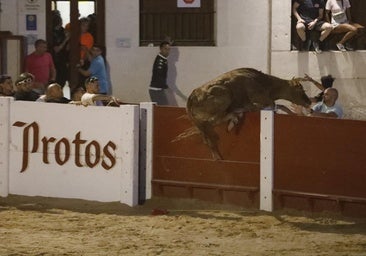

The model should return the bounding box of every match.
[81,77,118,106]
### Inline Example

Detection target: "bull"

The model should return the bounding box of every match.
[176,68,312,160]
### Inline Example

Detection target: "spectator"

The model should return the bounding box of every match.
[51,12,70,87]
[71,86,86,102]
[79,17,94,64]
[80,77,118,106]
[304,74,335,102]
[149,41,171,105]
[277,88,343,118]
[78,45,110,95]
[310,88,343,118]
[325,0,364,51]
[87,13,97,40]
[0,75,15,96]
[25,39,56,94]
[292,0,333,53]
[37,83,70,103]
[14,73,40,101]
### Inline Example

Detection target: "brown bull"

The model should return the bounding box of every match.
[178,68,311,160]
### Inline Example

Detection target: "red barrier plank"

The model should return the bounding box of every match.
[152,106,260,207]
[274,114,366,215]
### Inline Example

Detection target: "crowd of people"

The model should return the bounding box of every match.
[0,4,352,118]
[293,0,364,53]
[2,10,119,107]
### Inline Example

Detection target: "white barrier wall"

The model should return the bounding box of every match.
[0,98,139,206]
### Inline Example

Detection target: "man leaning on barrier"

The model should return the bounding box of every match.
[73,76,121,106]
[277,88,343,119]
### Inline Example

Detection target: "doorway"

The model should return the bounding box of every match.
[46,0,105,93]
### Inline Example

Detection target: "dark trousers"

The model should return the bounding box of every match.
[149,89,169,105]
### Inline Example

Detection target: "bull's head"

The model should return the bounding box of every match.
[288,77,311,107]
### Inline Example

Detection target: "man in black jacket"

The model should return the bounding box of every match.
[149,41,171,105]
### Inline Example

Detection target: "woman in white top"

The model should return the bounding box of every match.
[325,0,364,51]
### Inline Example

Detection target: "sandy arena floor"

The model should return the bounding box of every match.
[1,195,366,256]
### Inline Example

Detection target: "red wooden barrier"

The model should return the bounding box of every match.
[152,106,260,208]
[273,114,366,217]
[152,106,366,216]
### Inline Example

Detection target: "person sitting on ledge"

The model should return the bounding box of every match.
[325,0,364,51]
[292,0,333,53]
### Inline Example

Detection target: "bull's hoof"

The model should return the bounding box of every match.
[212,151,223,160]
[227,118,238,132]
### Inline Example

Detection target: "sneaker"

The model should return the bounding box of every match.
[299,39,311,51]
[345,43,354,51]
[312,41,322,54]
[336,43,346,52]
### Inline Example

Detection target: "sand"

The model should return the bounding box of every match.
[1,195,366,256]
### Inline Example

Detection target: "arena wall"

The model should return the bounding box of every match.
[151,106,366,217]
[1,100,365,216]
[0,97,140,206]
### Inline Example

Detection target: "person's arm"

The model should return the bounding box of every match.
[49,66,57,82]
[310,111,338,118]
[78,67,91,77]
[304,74,325,91]
[53,38,69,54]
[317,8,324,21]
[346,8,353,24]
[69,100,83,105]
[308,8,324,30]
[277,104,316,116]
[292,2,304,23]
[92,94,120,104]
[325,10,331,23]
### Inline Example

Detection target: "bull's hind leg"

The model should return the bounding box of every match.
[196,122,222,160]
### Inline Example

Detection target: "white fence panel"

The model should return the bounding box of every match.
[5,100,139,206]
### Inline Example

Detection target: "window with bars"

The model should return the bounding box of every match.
[140,0,215,46]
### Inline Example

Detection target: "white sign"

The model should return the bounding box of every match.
[177,0,201,8]
[0,99,139,206]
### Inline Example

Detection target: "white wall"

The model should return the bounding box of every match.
[0,0,18,33]
[1,0,365,119]
[105,0,270,106]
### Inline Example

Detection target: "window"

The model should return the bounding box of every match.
[140,0,215,46]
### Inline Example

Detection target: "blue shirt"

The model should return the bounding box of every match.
[312,101,343,118]
[89,55,109,94]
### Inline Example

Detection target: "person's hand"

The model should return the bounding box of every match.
[307,20,316,30]
[290,103,305,115]
[64,30,70,40]
[303,73,313,82]
[106,97,120,107]
[297,18,305,24]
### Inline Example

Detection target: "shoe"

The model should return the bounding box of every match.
[300,39,311,51]
[345,43,354,51]
[336,43,346,52]
[312,41,322,54]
